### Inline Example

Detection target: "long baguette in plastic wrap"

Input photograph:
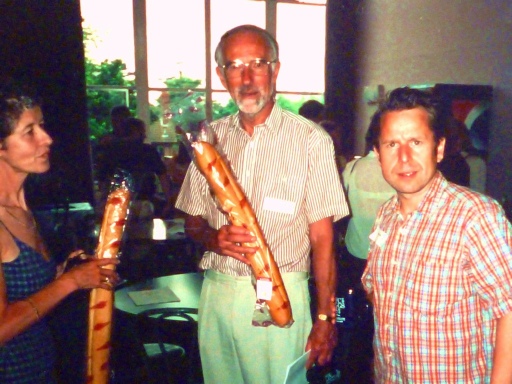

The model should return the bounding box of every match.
[193,141,293,327]
[86,186,131,384]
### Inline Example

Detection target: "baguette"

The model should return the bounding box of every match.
[193,141,293,327]
[86,187,131,384]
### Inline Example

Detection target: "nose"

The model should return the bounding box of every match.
[38,126,53,146]
[398,144,411,163]
[240,64,253,84]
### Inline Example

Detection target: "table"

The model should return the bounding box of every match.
[113,273,204,381]
[119,217,200,279]
[152,217,186,241]
[115,272,204,317]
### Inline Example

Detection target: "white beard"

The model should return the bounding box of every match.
[236,96,266,115]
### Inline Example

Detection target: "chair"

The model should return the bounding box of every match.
[136,307,200,384]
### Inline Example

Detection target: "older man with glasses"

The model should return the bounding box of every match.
[175,24,348,384]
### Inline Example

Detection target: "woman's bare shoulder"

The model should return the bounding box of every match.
[0,223,19,263]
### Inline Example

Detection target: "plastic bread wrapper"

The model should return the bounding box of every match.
[180,121,293,328]
[86,170,133,384]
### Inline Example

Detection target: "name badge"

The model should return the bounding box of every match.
[256,277,273,301]
[369,228,388,248]
[262,197,295,215]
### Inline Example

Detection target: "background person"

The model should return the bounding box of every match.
[454,118,488,193]
[437,115,470,187]
[175,25,348,384]
[298,99,325,123]
[337,114,395,382]
[362,87,512,383]
[95,117,173,218]
[0,80,119,383]
[319,119,346,174]
[96,105,132,146]
[341,114,395,290]
[109,105,132,137]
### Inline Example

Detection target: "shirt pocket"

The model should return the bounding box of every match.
[402,250,468,316]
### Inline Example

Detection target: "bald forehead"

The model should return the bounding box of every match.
[216,28,277,65]
[224,31,271,53]
[225,29,266,43]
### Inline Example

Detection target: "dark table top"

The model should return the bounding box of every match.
[114,272,204,317]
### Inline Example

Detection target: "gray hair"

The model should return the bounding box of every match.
[0,79,41,147]
[214,24,279,66]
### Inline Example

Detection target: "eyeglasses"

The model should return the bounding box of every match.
[221,58,277,78]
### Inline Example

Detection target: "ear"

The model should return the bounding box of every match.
[216,67,228,90]
[436,137,446,163]
[271,61,281,82]
[374,146,381,162]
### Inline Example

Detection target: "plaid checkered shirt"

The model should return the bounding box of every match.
[362,172,512,383]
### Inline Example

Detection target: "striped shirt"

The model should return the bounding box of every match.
[175,104,349,276]
[362,172,512,383]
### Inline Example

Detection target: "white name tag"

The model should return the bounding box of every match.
[262,197,295,215]
[256,277,273,301]
[369,228,388,248]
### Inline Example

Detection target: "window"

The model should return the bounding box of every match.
[146,1,206,88]
[81,0,326,144]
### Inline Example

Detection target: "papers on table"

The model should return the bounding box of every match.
[128,286,180,306]
[283,350,310,384]
[152,218,185,240]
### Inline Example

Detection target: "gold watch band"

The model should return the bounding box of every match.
[317,313,333,322]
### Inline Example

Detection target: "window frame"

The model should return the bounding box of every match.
[85,0,325,137]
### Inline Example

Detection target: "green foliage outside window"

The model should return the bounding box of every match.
[83,28,137,143]
[162,77,238,129]
[84,28,323,142]
[85,58,137,142]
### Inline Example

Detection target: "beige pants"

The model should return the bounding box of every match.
[198,270,312,384]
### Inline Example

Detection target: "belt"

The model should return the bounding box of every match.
[204,269,309,285]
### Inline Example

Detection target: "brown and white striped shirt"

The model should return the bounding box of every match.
[175,104,349,276]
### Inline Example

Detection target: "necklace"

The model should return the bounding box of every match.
[2,206,36,229]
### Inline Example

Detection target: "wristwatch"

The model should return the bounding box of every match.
[317,314,333,322]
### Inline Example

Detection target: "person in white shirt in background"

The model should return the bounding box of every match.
[337,113,395,381]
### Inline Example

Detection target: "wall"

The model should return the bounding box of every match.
[349,0,512,199]
[0,0,93,207]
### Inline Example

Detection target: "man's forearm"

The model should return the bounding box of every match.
[184,215,220,254]
[312,248,336,317]
[491,311,512,383]
[310,218,336,317]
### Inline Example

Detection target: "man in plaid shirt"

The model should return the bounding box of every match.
[362,87,512,383]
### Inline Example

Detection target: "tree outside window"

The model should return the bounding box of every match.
[81,0,325,143]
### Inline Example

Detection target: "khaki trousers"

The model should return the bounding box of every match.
[198,270,312,384]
